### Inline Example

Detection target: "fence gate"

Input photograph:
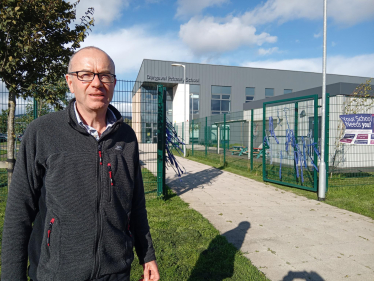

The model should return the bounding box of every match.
[263,95,320,192]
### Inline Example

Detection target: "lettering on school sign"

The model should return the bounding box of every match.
[339,114,374,145]
[146,75,200,83]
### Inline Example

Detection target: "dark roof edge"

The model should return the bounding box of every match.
[141,59,372,79]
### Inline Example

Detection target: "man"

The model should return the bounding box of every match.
[1,47,160,281]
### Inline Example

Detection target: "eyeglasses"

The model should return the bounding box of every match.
[68,71,116,83]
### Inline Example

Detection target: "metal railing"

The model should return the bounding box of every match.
[0,80,167,199]
[175,94,374,193]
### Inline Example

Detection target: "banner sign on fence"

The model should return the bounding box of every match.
[339,114,374,145]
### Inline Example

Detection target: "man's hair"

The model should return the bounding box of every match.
[67,46,115,73]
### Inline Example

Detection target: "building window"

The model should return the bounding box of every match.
[211,86,231,114]
[190,84,200,120]
[265,88,274,98]
[284,89,292,95]
[245,87,255,102]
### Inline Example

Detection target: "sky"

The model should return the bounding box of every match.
[72,0,374,81]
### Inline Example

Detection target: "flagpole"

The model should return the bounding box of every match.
[318,0,327,201]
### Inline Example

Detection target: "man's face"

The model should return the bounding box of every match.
[65,49,116,114]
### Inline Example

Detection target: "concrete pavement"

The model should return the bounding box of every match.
[166,157,374,281]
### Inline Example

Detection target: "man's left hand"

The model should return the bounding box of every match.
[139,260,160,281]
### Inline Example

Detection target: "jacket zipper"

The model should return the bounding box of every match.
[47,218,55,246]
[107,163,113,202]
[107,163,114,186]
[98,146,103,166]
[92,143,103,278]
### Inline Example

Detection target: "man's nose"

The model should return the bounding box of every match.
[91,73,103,87]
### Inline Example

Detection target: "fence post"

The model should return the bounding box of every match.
[182,121,184,156]
[217,125,219,154]
[205,117,208,156]
[250,109,254,171]
[33,98,38,119]
[223,114,226,165]
[325,93,330,192]
[262,104,266,180]
[313,96,318,191]
[294,102,299,182]
[191,119,194,156]
[157,85,166,197]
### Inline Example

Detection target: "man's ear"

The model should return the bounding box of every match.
[65,74,75,93]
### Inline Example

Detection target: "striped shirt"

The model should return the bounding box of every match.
[74,102,117,141]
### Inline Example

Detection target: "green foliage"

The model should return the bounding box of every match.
[0,109,8,134]
[0,0,94,105]
[0,101,56,135]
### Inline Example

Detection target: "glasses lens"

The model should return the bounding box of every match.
[77,71,94,81]
[99,74,114,83]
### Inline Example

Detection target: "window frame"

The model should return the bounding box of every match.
[211,85,232,115]
[245,87,255,103]
[265,88,274,98]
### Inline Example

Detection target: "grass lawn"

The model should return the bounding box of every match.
[130,190,269,281]
[0,186,268,280]
[187,150,374,220]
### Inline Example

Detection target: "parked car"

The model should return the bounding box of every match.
[0,133,7,142]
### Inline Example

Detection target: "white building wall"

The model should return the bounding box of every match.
[173,84,190,144]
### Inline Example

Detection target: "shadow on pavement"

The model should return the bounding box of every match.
[282,270,325,281]
[187,221,250,281]
[167,167,223,196]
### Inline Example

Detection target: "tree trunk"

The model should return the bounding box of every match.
[7,91,16,190]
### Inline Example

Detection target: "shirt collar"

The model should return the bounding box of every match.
[74,102,117,139]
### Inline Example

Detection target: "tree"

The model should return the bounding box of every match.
[0,0,94,188]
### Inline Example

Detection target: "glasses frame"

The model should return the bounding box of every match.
[68,71,116,83]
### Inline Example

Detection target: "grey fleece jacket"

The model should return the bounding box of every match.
[1,99,156,281]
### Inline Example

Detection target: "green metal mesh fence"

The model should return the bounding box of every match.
[182,99,320,192]
[263,96,319,191]
[0,80,164,199]
[177,93,374,193]
[327,95,374,190]
[114,81,160,199]
[0,81,35,197]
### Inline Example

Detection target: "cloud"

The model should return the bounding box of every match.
[179,17,277,55]
[175,0,229,18]
[241,0,374,26]
[314,32,322,38]
[79,26,193,76]
[177,0,373,57]
[258,47,280,56]
[74,0,130,26]
[242,54,374,77]
[332,41,336,47]
[328,0,374,25]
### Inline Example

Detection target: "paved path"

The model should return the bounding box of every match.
[166,157,374,281]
